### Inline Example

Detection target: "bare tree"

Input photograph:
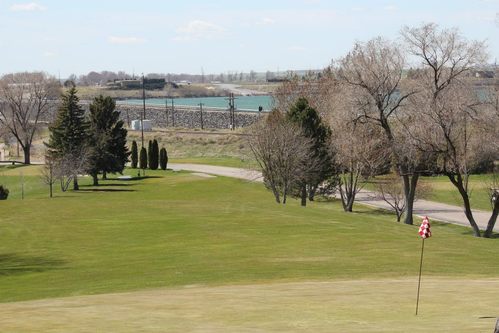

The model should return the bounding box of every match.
[375,175,432,222]
[40,153,57,198]
[336,37,420,224]
[247,111,314,204]
[327,89,390,212]
[376,175,407,222]
[0,72,60,164]
[273,70,335,117]
[402,23,495,237]
[56,147,90,192]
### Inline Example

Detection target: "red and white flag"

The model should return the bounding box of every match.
[418,216,431,239]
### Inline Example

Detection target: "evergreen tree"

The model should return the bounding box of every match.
[159,147,168,170]
[147,140,153,169]
[46,87,88,190]
[131,141,138,168]
[150,139,159,170]
[286,97,335,206]
[139,147,147,170]
[86,95,130,185]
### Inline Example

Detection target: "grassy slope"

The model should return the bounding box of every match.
[0,165,498,304]
[420,174,494,211]
[1,278,499,333]
[127,129,253,168]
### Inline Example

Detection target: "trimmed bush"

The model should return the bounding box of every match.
[147,140,153,170]
[131,141,138,168]
[0,185,9,200]
[160,148,168,170]
[150,139,159,170]
[139,147,147,169]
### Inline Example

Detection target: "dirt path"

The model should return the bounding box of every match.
[169,163,497,232]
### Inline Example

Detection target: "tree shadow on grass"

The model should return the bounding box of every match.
[78,188,136,192]
[80,183,136,187]
[0,253,66,276]
[105,175,163,181]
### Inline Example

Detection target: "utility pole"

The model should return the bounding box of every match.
[171,99,175,127]
[225,93,237,130]
[142,74,147,120]
[141,73,145,177]
[199,102,204,130]
[165,98,169,127]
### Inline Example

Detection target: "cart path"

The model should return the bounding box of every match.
[169,163,497,232]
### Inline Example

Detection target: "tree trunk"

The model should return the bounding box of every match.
[483,198,499,238]
[447,173,481,237]
[92,173,99,186]
[345,193,355,212]
[49,182,53,198]
[22,144,30,164]
[402,174,419,225]
[102,171,107,180]
[396,210,402,222]
[308,185,317,201]
[301,185,307,207]
[73,176,79,191]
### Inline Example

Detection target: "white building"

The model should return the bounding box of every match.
[131,119,153,131]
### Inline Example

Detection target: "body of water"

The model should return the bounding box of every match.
[120,95,273,112]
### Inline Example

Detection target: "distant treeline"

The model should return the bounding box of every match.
[67,69,324,86]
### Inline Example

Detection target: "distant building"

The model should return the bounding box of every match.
[474,70,495,79]
[106,78,166,90]
[131,119,153,131]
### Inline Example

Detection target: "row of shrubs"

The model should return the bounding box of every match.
[130,140,168,170]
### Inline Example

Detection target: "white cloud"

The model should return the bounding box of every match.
[108,36,145,44]
[384,5,397,11]
[173,20,225,41]
[42,51,57,57]
[256,17,276,26]
[10,2,46,11]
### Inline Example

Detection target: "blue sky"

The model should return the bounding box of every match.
[0,0,498,77]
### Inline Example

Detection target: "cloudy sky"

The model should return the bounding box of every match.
[0,0,498,77]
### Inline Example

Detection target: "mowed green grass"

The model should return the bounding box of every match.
[0,165,498,304]
[420,174,495,211]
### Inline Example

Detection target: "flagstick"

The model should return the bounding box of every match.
[415,238,425,316]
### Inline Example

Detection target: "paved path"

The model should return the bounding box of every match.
[170,163,497,232]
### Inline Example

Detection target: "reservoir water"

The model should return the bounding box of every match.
[120,95,273,112]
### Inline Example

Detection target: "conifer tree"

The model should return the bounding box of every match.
[286,97,335,206]
[131,141,138,168]
[86,95,129,185]
[159,147,168,170]
[46,87,88,190]
[150,139,159,170]
[139,147,147,170]
[147,140,153,169]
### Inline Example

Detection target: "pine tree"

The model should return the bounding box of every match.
[147,140,153,169]
[159,147,168,170]
[150,139,159,170]
[286,97,335,206]
[139,147,147,170]
[131,141,138,168]
[86,95,130,185]
[46,87,88,190]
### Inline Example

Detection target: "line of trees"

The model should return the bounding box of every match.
[249,23,499,237]
[44,87,130,193]
[130,139,168,171]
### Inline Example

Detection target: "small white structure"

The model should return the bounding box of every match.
[131,119,153,131]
